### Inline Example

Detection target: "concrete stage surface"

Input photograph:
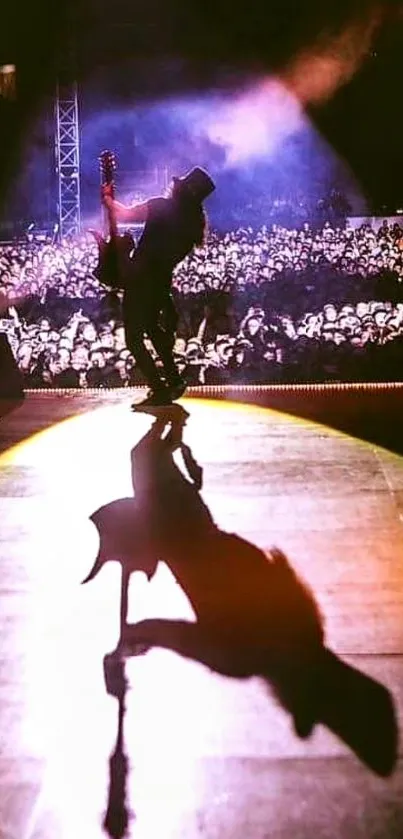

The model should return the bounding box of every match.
[0,385,402,839]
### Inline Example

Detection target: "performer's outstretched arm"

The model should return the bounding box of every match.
[101,183,149,224]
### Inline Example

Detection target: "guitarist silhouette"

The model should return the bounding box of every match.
[99,162,215,408]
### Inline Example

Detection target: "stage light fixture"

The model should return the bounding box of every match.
[0,64,16,99]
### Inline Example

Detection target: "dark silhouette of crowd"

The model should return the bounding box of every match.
[1,217,403,387]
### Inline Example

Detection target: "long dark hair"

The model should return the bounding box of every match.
[183,199,208,248]
[171,181,208,250]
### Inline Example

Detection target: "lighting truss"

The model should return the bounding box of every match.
[54,80,81,238]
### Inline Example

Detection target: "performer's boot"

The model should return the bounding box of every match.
[132,384,174,409]
[167,374,187,401]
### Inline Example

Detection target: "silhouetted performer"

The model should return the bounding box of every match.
[102,167,215,407]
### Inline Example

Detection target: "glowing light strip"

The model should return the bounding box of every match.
[24,382,403,397]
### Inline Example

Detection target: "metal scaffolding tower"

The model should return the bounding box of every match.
[54,76,81,238]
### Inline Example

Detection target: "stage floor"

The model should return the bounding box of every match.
[0,388,402,839]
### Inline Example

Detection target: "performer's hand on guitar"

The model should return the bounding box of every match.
[101,183,114,210]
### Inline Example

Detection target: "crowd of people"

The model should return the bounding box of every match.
[215,187,353,230]
[1,217,403,387]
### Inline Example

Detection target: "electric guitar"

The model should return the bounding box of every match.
[91,150,135,290]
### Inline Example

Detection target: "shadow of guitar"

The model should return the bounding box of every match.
[83,403,398,837]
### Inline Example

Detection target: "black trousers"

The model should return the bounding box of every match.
[161,294,179,350]
[122,288,180,390]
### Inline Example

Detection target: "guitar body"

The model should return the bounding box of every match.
[91,150,135,291]
[92,230,135,290]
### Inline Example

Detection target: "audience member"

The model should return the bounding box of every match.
[1,220,403,386]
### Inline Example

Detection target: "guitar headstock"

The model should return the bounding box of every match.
[99,150,116,188]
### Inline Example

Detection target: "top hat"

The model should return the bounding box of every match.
[173,167,216,202]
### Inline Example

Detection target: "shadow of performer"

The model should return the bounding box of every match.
[83,405,397,831]
[102,661,131,839]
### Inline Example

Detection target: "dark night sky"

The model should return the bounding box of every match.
[1,0,402,211]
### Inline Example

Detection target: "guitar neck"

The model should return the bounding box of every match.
[105,203,118,240]
[100,150,119,240]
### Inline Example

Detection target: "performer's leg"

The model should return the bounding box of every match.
[161,294,179,351]
[146,319,186,396]
[146,291,186,398]
[124,314,166,393]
